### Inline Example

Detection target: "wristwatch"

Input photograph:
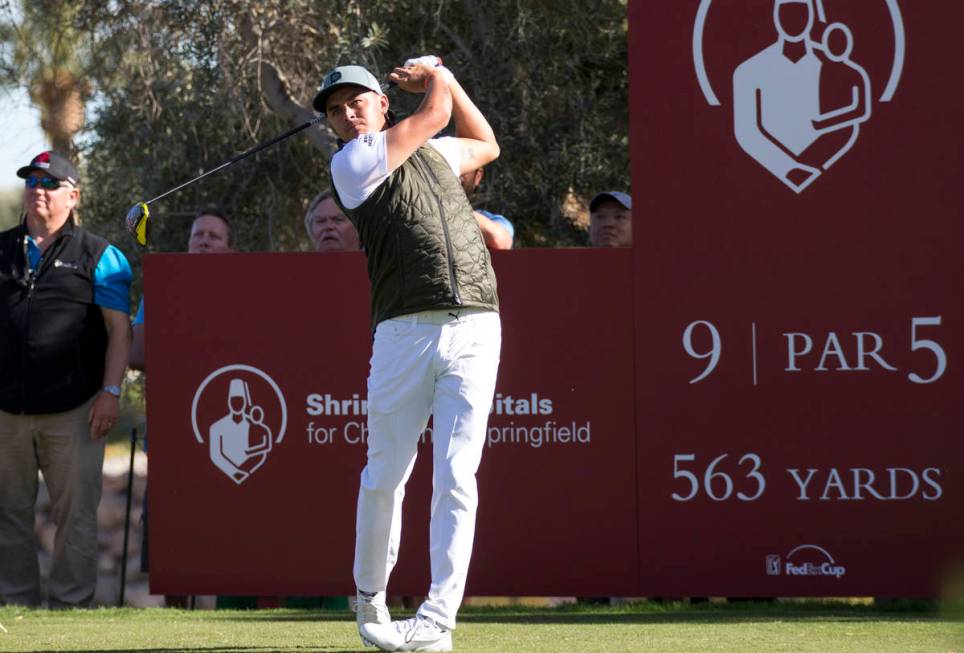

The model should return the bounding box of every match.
[102,385,122,397]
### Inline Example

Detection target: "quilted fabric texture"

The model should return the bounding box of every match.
[334,144,499,329]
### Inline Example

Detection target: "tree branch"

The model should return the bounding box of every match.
[241,14,337,155]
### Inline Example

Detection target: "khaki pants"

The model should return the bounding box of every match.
[0,398,104,607]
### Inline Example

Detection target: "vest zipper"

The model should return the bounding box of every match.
[413,153,462,305]
[21,267,35,414]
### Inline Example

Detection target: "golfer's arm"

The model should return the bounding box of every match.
[449,77,499,173]
[102,307,131,386]
[386,69,453,171]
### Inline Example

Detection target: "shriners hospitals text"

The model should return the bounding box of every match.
[306,392,554,416]
[305,392,591,449]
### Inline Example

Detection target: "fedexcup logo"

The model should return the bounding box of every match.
[191,364,288,485]
[766,544,846,579]
[693,0,905,193]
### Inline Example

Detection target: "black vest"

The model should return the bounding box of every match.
[0,221,110,414]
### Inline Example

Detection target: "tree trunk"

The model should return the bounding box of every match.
[30,68,89,158]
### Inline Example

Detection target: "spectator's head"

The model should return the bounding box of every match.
[188,205,232,254]
[304,190,361,252]
[17,151,81,228]
[459,167,485,198]
[314,65,391,142]
[589,191,632,248]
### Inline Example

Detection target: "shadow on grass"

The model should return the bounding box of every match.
[206,599,950,626]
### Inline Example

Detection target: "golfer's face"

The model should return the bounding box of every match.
[189,215,231,254]
[590,200,633,248]
[326,87,386,141]
[309,198,360,252]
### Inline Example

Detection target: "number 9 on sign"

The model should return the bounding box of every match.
[683,320,721,383]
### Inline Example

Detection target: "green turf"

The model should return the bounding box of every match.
[0,600,960,652]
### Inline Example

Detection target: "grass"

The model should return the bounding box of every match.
[0,600,960,652]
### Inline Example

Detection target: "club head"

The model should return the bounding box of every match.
[126,202,151,247]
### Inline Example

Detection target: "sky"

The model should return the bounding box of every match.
[0,86,47,191]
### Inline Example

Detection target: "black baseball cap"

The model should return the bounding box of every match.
[17,151,80,186]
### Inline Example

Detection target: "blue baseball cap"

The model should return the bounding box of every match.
[590,191,631,212]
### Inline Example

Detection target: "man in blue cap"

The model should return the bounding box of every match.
[0,151,131,607]
[589,191,632,248]
[314,57,501,651]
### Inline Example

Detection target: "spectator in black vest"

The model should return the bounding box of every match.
[0,151,132,608]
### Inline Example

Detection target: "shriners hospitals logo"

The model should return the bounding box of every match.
[693,0,905,193]
[766,544,846,579]
[191,364,288,485]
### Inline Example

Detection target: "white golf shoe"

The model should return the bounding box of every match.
[355,590,391,647]
[359,615,453,652]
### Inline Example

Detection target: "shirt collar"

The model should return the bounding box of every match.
[25,235,41,271]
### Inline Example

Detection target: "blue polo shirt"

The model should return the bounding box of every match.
[26,236,132,314]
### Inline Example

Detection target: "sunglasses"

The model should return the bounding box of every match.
[24,175,67,190]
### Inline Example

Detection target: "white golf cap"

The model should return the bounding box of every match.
[313,65,383,113]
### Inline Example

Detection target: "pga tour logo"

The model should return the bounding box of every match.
[693,0,905,193]
[191,364,288,485]
[767,544,846,579]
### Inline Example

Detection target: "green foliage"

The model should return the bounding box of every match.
[74,0,629,271]
[1,0,93,154]
[1,0,87,73]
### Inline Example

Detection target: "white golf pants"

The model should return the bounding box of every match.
[354,308,501,630]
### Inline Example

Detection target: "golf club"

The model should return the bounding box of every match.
[125,115,324,246]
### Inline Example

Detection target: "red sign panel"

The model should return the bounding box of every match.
[631,0,962,596]
[145,0,962,597]
[145,250,638,596]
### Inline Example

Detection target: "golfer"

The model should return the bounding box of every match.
[313,57,501,652]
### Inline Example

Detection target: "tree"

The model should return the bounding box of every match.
[74,0,629,266]
[0,0,92,156]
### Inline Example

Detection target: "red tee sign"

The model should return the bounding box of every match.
[631,0,962,596]
[145,0,962,598]
[145,250,638,597]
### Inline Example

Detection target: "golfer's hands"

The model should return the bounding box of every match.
[89,392,120,440]
[389,63,444,93]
